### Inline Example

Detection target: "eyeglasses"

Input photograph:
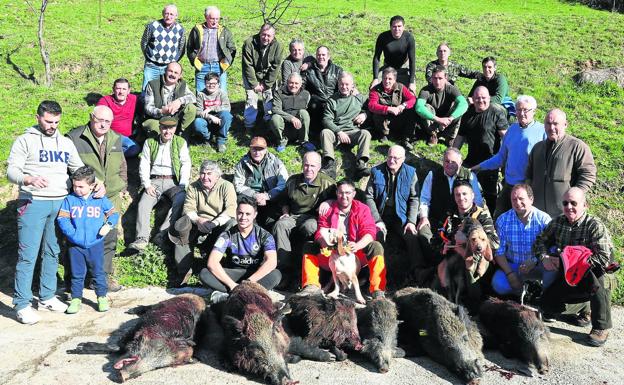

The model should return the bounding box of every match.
[206,81,219,86]
[562,200,578,207]
[250,146,266,151]
[92,116,112,125]
[387,156,404,161]
[517,108,535,114]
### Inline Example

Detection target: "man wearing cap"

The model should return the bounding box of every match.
[233,136,289,229]
[128,116,192,251]
[169,160,236,286]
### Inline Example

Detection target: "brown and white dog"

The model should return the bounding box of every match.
[320,228,366,304]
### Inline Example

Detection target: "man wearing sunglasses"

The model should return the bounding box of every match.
[534,187,616,347]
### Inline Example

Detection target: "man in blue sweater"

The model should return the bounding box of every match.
[472,95,545,218]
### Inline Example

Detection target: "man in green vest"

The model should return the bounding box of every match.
[128,116,192,251]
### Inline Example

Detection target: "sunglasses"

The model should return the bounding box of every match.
[562,200,579,207]
[250,146,266,151]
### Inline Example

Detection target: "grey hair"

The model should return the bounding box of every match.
[287,72,303,83]
[204,6,220,16]
[163,4,178,15]
[200,160,221,175]
[444,146,463,159]
[382,66,397,78]
[516,95,537,110]
[289,38,304,51]
[340,71,354,83]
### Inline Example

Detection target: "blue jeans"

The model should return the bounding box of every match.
[13,199,63,310]
[69,241,107,298]
[192,111,233,145]
[195,62,228,94]
[121,135,140,157]
[142,61,167,91]
[491,261,558,296]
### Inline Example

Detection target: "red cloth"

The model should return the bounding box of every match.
[561,245,593,286]
[96,94,138,137]
[314,199,377,243]
[367,84,416,114]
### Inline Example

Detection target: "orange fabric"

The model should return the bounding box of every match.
[367,254,387,292]
[301,253,322,288]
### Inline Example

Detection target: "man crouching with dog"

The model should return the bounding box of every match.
[298,179,387,302]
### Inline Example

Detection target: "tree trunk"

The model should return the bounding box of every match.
[38,0,51,86]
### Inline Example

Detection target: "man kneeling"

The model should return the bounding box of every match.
[200,196,282,303]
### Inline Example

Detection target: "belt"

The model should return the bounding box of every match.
[150,175,174,179]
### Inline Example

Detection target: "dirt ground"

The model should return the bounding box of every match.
[0,286,622,385]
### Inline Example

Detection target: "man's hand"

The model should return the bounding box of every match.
[376,221,387,240]
[337,131,351,144]
[253,84,265,93]
[353,112,367,126]
[386,106,401,116]
[300,63,309,72]
[255,192,269,206]
[291,117,302,129]
[507,272,523,290]
[408,82,417,94]
[197,220,217,234]
[347,241,360,253]
[144,185,157,197]
[318,201,331,216]
[519,259,537,275]
[404,222,417,235]
[99,223,112,237]
[93,181,107,198]
[209,115,222,126]
[23,175,49,189]
[369,78,380,90]
[435,116,454,129]
[416,217,430,231]
[542,255,560,271]
[467,97,474,104]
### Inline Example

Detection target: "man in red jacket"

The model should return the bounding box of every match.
[299,179,387,298]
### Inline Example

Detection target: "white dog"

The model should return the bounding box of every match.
[320,228,365,304]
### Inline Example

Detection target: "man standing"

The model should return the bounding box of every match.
[96,78,140,157]
[7,101,87,323]
[200,197,282,301]
[241,24,283,130]
[365,145,423,273]
[491,184,554,296]
[424,42,478,85]
[187,6,236,94]
[140,4,186,91]
[143,62,197,133]
[169,160,237,286]
[454,86,508,210]
[127,116,191,251]
[269,72,312,152]
[300,179,387,300]
[415,65,468,146]
[67,105,126,292]
[233,136,289,229]
[371,15,416,93]
[368,67,416,148]
[526,109,596,218]
[535,188,616,347]
[473,95,545,218]
[320,72,371,179]
[302,46,343,131]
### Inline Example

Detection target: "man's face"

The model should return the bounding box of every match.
[544,111,567,142]
[205,11,220,28]
[164,63,182,85]
[382,72,396,90]
[437,45,450,62]
[259,27,275,46]
[236,203,257,230]
[290,43,304,61]
[390,20,404,39]
[36,112,61,136]
[159,125,176,143]
[302,155,321,182]
[199,169,219,190]
[454,185,475,213]
[511,188,533,218]
[443,152,461,176]
[562,190,587,223]
[162,6,178,27]
[205,77,220,94]
[72,179,94,198]
[316,47,329,68]
[338,77,354,96]
[516,101,535,127]
[431,71,447,91]
[113,82,130,103]
[386,148,405,174]
[90,109,113,138]
[287,76,302,94]
[249,145,267,164]
[473,88,490,113]
[482,60,496,80]
[337,184,355,210]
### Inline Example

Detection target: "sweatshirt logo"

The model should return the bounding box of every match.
[39,150,70,164]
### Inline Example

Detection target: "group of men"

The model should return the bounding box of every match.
[6,5,617,349]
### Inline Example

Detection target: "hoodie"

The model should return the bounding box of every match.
[7,125,84,200]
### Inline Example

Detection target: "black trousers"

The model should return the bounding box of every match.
[199,267,282,292]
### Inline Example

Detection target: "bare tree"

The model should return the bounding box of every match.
[26,0,51,86]
[249,0,303,26]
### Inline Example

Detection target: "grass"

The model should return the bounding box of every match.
[0,0,623,301]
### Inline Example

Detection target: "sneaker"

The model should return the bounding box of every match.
[541,311,556,323]
[128,238,149,251]
[66,298,82,314]
[107,275,122,293]
[587,328,609,347]
[16,305,41,325]
[354,159,371,179]
[565,311,591,327]
[297,285,322,296]
[371,290,385,299]
[321,158,336,179]
[97,296,110,312]
[217,143,227,153]
[177,269,193,287]
[300,141,316,152]
[276,144,286,153]
[210,290,229,304]
[39,296,68,312]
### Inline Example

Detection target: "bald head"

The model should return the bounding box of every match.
[473,86,490,112]
[386,145,406,174]
[90,105,113,138]
[562,187,587,223]
[544,108,568,142]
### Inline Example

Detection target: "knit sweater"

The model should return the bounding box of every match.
[183,178,237,226]
[141,19,185,65]
[195,88,231,118]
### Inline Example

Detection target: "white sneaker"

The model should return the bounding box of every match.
[210,291,229,304]
[39,296,68,312]
[16,305,41,325]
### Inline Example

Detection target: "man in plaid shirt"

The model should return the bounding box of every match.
[492,184,554,296]
[534,187,616,347]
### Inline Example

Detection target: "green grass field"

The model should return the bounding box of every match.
[1,0,622,300]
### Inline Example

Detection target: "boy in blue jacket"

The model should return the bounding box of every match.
[57,166,119,313]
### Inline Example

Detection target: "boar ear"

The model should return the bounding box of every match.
[222,315,243,334]
[113,356,139,369]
